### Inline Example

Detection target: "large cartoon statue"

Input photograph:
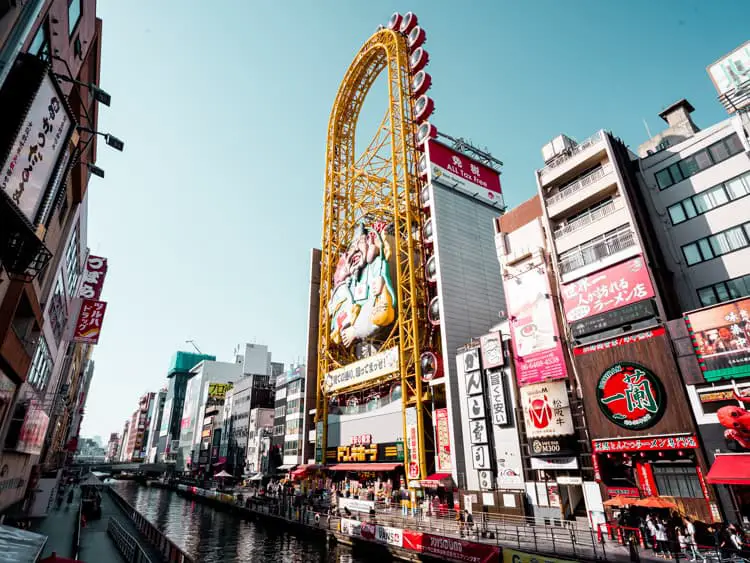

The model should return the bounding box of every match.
[717,390,750,450]
[328,222,397,347]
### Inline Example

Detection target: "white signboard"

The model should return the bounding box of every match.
[465,370,483,396]
[530,456,579,470]
[466,396,485,420]
[370,524,404,547]
[324,346,399,393]
[340,518,362,536]
[708,41,750,96]
[405,407,420,480]
[338,497,375,514]
[480,332,504,369]
[0,74,72,223]
[463,348,480,372]
[520,380,574,438]
[486,369,508,426]
[469,419,488,445]
[471,445,491,470]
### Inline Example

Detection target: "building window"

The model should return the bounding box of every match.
[682,221,750,265]
[68,0,82,36]
[667,171,750,225]
[698,274,750,306]
[654,133,745,190]
[65,226,80,296]
[28,337,52,390]
[29,21,49,59]
[653,466,704,499]
[48,274,67,343]
[558,225,635,274]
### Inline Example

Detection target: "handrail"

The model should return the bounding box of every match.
[540,131,604,176]
[553,200,617,239]
[108,487,195,563]
[547,165,611,206]
[107,517,154,563]
[72,499,82,559]
[559,230,636,275]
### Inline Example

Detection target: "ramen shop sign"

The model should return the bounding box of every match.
[597,362,665,430]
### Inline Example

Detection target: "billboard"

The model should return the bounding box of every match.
[159,398,172,436]
[520,380,574,439]
[405,407,420,480]
[16,400,50,455]
[434,408,452,472]
[207,382,232,400]
[78,255,108,300]
[402,531,500,563]
[0,72,74,224]
[573,327,695,439]
[480,331,504,369]
[685,298,750,381]
[72,299,107,344]
[561,255,655,323]
[426,140,503,208]
[708,41,750,112]
[327,222,397,350]
[505,263,567,385]
[323,346,399,393]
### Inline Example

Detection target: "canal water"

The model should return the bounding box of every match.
[113,481,370,563]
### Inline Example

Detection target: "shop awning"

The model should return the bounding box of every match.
[706,454,750,485]
[248,474,263,481]
[276,464,297,472]
[291,464,324,479]
[420,473,454,488]
[327,463,402,472]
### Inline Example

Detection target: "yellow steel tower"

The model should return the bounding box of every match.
[316,23,431,479]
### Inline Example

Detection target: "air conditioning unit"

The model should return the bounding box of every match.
[542,135,577,164]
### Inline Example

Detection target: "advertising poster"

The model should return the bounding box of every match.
[561,256,655,323]
[434,408,452,472]
[504,263,567,386]
[340,518,362,537]
[685,298,750,381]
[78,255,108,300]
[503,548,576,563]
[573,327,694,440]
[360,523,404,547]
[0,73,73,223]
[207,383,232,400]
[16,400,50,455]
[324,346,400,393]
[402,530,500,563]
[427,139,503,208]
[405,407,420,480]
[72,299,108,344]
[520,381,574,438]
[708,41,750,112]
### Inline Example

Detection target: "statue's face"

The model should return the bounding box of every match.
[345,234,369,278]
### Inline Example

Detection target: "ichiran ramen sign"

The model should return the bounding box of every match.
[597,362,666,431]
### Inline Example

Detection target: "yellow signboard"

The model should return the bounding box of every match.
[503,548,576,563]
[208,383,232,400]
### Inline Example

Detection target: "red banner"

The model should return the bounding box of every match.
[435,408,452,472]
[73,299,107,344]
[593,434,698,453]
[561,256,655,323]
[402,530,500,563]
[636,462,657,497]
[78,255,108,300]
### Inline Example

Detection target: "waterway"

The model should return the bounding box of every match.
[113,481,370,563]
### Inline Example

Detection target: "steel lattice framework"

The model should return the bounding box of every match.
[316,28,431,478]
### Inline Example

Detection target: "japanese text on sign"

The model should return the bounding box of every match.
[562,256,655,323]
[324,347,399,393]
[73,299,107,344]
[592,435,698,453]
[486,369,508,425]
[78,255,108,300]
[337,444,378,462]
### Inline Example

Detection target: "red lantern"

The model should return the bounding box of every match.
[400,12,418,34]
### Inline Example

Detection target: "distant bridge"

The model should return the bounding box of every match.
[71,461,170,474]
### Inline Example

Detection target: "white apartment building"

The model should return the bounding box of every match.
[245,407,274,474]
[638,101,750,311]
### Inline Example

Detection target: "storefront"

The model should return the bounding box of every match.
[574,327,720,523]
[705,453,750,523]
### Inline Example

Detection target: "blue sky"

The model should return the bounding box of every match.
[81,1,747,437]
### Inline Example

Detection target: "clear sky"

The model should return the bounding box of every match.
[81,0,747,438]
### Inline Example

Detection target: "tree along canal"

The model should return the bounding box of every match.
[112,481,374,563]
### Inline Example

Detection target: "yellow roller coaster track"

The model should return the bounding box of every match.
[316,28,432,479]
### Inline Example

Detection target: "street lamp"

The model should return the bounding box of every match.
[87,163,105,179]
[53,73,112,107]
[77,126,125,152]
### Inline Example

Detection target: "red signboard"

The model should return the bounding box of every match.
[574,327,665,356]
[561,256,655,323]
[504,262,568,386]
[78,255,108,300]
[73,299,107,344]
[427,140,502,207]
[16,399,50,456]
[402,530,500,563]
[606,486,640,498]
[636,462,657,497]
[597,362,666,431]
[593,434,698,453]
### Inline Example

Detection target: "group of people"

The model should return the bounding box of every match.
[643,514,702,560]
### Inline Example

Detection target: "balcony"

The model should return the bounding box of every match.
[540,131,606,181]
[553,199,618,239]
[546,165,616,219]
[558,228,637,276]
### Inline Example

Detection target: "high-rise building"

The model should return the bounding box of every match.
[145,388,166,463]
[105,432,119,462]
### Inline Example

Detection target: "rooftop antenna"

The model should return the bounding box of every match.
[185,340,202,354]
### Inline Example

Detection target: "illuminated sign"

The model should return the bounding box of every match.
[351,434,372,445]
[520,380,574,438]
[592,434,698,453]
[597,362,666,430]
[324,346,399,393]
[699,390,735,403]
[325,441,404,464]
[570,300,656,339]
[529,436,576,458]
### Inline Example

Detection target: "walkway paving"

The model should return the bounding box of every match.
[31,488,79,559]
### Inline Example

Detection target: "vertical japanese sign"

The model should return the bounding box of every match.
[405,407,420,480]
[480,332,504,369]
[434,408,452,472]
[72,299,107,344]
[16,399,50,455]
[561,256,655,323]
[504,263,567,385]
[0,73,73,224]
[77,255,108,300]
[485,369,508,426]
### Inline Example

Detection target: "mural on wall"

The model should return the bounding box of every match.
[328,223,398,349]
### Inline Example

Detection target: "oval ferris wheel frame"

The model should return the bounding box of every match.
[316,27,430,478]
